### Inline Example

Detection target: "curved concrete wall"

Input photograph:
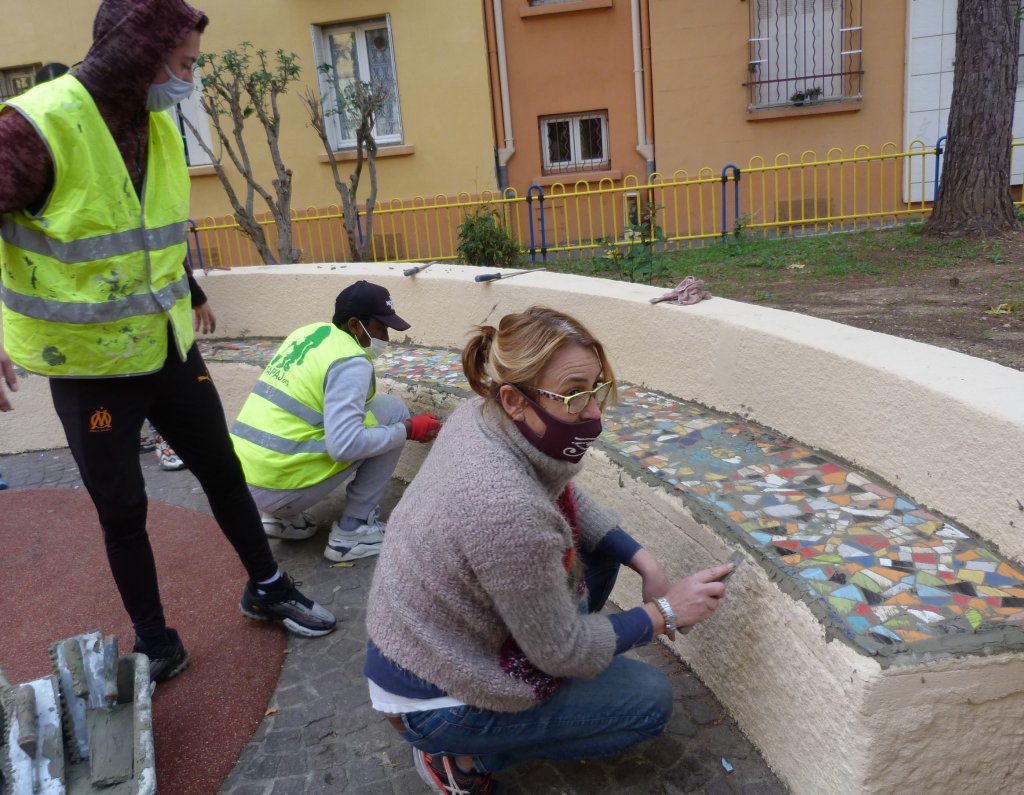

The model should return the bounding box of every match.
[194,263,1024,563]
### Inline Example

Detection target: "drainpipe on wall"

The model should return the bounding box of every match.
[493,0,515,191]
[631,0,655,177]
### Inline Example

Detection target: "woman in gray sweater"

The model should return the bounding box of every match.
[366,307,732,794]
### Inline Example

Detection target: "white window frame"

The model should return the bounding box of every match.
[312,17,403,152]
[540,111,609,172]
[171,71,213,167]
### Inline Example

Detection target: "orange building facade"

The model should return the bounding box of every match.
[648,0,904,179]
[484,0,654,196]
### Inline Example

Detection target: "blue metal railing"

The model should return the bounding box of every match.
[721,164,742,236]
[186,219,207,274]
[525,184,547,263]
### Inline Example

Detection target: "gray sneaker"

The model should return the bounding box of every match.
[240,573,336,637]
[324,508,386,563]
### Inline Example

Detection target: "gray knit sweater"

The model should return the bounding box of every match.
[366,397,621,713]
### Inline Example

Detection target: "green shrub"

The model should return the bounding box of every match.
[457,209,521,268]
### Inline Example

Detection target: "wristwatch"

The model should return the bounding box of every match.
[654,597,677,635]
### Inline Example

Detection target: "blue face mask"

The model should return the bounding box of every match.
[146,64,194,112]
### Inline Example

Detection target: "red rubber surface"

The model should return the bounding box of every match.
[0,489,286,794]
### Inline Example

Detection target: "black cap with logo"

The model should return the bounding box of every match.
[334,280,411,331]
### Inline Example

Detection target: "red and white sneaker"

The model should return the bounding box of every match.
[412,747,494,794]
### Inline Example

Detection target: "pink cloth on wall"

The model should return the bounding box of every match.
[649,276,712,305]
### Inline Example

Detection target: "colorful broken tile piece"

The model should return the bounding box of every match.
[200,340,1024,659]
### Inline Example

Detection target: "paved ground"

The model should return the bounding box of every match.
[0,447,787,795]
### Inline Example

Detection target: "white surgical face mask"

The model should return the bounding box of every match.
[359,321,388,360]
[146,64,194,112]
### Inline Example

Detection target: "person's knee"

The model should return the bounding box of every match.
[97,501,149,547]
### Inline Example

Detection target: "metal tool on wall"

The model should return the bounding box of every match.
[402,262,437,276]
[474,267,547,282]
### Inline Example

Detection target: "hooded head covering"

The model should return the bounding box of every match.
[0,0,207,213]
[77,0,206,122]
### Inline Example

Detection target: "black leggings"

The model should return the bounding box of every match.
[50,338,277,640]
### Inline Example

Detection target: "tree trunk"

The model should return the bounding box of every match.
[924,0,1021,237]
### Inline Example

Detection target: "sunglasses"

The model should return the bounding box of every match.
[531,381,613,415]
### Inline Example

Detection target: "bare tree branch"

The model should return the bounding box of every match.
[192,44,302,263]
[300,69,389,261]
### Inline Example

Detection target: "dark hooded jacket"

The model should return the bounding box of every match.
[0,0,205,214]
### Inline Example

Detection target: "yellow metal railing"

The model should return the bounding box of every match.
[190,140,1016,268]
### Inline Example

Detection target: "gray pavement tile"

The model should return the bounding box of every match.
[268,776,310,795]
[220,784,269,795]
[704,776,741,795]
[741,780,789,795]
[687,696,726,726]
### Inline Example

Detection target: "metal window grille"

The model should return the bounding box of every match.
[540,111,609,174]
[0,66,37,103]
[746,0,863,110]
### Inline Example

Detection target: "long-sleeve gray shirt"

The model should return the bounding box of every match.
[323,355,406,462]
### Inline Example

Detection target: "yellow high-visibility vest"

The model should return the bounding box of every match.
[231,323,379,491]
[0,74,192,377]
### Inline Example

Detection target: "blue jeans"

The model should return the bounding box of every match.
[397,656,672,772]
[395,548,672,772]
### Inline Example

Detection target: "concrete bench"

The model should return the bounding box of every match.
[4,263,1023,794]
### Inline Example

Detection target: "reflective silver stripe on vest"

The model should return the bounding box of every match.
[1,272,189,324]
[1,218,186,264]
[231,420,328,456]
[252,380,325,428]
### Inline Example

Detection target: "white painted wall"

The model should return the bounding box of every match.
[904,0,1024,201]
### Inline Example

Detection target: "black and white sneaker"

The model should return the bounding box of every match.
[133,627,189,683]
[239,573,336,637]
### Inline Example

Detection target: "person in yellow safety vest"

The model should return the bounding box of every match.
[0,0,336,684]
[232,280,442,563]
[29,59,205,474]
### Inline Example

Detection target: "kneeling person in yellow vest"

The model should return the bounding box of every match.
[231,281,441,562]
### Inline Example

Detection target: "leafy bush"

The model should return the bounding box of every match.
[457,209,521,268]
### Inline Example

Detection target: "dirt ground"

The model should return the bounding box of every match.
[725,232,1024,371]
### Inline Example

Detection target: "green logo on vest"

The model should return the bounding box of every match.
[269,326,331,372]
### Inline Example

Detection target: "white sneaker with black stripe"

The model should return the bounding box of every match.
[324,508,386,562]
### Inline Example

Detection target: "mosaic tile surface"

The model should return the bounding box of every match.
[202,339,1024,662]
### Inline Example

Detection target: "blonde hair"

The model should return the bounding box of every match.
[462,306,617,404]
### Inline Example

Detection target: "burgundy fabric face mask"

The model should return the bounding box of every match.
[511,389,602,463]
